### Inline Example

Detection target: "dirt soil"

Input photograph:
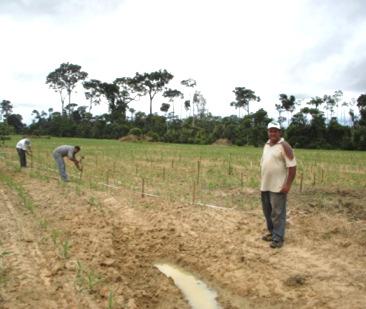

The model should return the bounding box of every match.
[0,166,365,309]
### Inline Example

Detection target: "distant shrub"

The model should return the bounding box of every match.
[128,127,142,136]
[0,123,12,145]
[145,131,160,142]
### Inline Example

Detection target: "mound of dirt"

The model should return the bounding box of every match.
[119,134,157,142]
[213,138,232,146]
[119,134,141,142]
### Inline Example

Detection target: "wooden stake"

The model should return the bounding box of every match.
[141,178,145,198]
[299,173,303,193]
[321,168,324,183]
[192,181,196,204]
[197,160,201,184]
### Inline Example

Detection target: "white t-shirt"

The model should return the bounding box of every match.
[260,138,296,192]
[16,138,31,151]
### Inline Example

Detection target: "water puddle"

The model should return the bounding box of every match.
[155,263,221,309]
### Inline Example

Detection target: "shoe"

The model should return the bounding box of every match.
[270,240,283,248]
[262,233,272,241]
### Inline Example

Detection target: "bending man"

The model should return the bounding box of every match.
[52,145,81,182]
[16,137,32,168]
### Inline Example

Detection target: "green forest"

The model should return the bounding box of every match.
[1,62,366,150]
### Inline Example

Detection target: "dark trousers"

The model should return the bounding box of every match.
[17,148,27,167]
[261,191,287,241]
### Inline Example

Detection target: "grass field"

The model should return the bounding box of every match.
[2,135,366,209]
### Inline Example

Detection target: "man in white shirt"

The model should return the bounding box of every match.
[260,122,296,248]
[16,138,32,168]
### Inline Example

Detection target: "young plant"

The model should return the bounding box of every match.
[107,291,114,309]
[0,251,11,284]
[59,239,71,259]
[51,229,61,246]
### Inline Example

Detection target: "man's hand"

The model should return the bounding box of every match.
[75,161,82,171]
[280,184,291,193]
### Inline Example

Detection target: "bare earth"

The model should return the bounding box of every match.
[0,167,365,309]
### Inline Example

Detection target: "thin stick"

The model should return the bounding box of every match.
[299,173,303,193]
[321,168,324,183]
[197,160,201,184]
[192,181,196,204]
[141,178,145,198]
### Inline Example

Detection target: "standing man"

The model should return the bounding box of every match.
[16,137,32,168]
[260,122,296,248]
[52,145,81,182]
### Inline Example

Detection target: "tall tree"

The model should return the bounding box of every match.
[160,103,171,117]
[275,103,286,126]
[279,94,296,113]
[83,79,103,112]
[356,93,366,125]
[162,88,183,119]
[279,93,296,125]
[6,114,24,134]
[46,62,88,114]
[193,91,207,119]
[0,100,13,120]
[128,70,174,115]
[181,78,197,117]
[230,87,260,115]
[307,96,324,110]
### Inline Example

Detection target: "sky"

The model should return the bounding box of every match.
[1,0,366,124]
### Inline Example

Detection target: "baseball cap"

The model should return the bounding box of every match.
[267,122,281,130]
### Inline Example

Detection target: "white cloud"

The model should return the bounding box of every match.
[1,0,365,124]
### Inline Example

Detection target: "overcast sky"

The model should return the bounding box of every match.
[1,0,366,124]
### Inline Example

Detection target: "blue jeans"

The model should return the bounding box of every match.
[261,191,287,242]
[53,153,68,181]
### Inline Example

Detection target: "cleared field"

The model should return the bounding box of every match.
[0,136,365,308]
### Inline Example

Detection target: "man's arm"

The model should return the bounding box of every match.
[281,166,296,193]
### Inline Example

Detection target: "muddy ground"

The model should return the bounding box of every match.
[0,166,365,309]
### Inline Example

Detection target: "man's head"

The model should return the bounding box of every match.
[267,122,282,144]
[74,146,81,153]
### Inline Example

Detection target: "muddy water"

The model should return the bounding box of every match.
[155,263,221,309]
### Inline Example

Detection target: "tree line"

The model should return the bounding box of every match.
[1,62,366,150]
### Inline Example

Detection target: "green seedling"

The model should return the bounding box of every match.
[60,239,71,259]
[39,218,48,230]
[86,270,102,292]
[87,196,101,209]
[107,291,114,309]
[51,229,61,246]
[0,251,11,284]
[74,260,102,294]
